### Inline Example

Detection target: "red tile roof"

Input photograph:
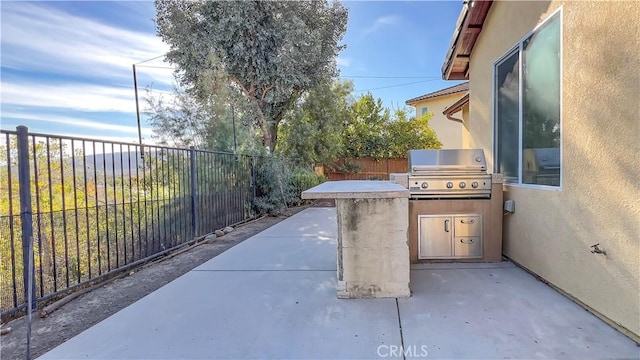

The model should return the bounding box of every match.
[405,82,469,105]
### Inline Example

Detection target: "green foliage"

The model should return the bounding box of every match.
[253,157,295,215]
[340,95,441,159]
[253,157,325,215]
[342,93,390,159]
[144,84,262,153]
[277,80,353,166]
[289,171,327,202]
[155,0,349,152]
[385,109,442,158]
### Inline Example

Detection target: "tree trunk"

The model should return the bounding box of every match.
[261,124,274,153]
[269,122,279,153]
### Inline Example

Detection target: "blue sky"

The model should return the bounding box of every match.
[0,1,464,143]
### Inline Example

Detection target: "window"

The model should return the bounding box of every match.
[421,107,429,116]
[494,10,561,188]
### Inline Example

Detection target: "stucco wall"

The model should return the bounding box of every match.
[468,0,640,337]
[410,93,465,149]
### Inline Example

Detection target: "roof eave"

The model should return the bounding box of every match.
[443,93,470,116]
[405,82,469,105]
[441,0,493,81]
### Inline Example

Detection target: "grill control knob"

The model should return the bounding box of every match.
[459,182,466,188]
[446,182,454,189]
[471,181,479,189]
[421,182,428,189]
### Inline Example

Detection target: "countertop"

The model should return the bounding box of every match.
[301,180,409,199]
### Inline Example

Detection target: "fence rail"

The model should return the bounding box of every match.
[0,126,266,317]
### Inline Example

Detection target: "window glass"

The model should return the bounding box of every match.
[522,14,561,186]
[494,11,561,188]
[421,107,428,116]
[495,50,520,183]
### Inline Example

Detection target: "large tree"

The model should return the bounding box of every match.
[342,93,390,158]
[144,80,261,152]
[341,93,441,159]
[277,79,353,166]
[384,109,441,158]
[155,0,348,152]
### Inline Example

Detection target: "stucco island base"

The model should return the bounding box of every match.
[302,181,410,298]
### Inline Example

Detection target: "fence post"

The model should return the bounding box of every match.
[189,146,198,236]
[250,157,257,211]
[16,126,36,310]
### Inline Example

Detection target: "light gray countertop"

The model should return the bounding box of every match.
[301,180,409,199]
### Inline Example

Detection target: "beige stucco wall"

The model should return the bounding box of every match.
[468,0,640,337]
[410,93,465,149]
[461,104,471,148]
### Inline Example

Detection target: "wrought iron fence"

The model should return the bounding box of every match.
[0,126,263,317]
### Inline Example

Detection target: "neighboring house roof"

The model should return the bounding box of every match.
[405,82,469,105]
[441,0,493,80]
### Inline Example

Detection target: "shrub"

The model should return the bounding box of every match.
[289,171,327,204]
[253,156,326,215]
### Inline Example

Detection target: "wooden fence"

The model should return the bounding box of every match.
[322,158,408,180]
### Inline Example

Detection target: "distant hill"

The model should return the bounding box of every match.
[83,151,143,177]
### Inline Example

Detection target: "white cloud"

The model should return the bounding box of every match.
[1,112,153,136]
[362,15,400,35]
[0,2,173,84]
[1,80,175,113]
[2,81,137,113]
[0,2,179,139]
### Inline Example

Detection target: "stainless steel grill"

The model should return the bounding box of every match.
[393,149,492,199]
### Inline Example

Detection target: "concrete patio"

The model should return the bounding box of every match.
[40,207,638,359]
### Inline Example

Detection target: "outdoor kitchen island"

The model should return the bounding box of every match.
[302,181,410,299]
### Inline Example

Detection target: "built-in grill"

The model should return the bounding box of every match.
[393,149,492,199]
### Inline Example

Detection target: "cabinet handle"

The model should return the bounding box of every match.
[461,219,475,224]
[444,219,450,232]
[460,238,474,244]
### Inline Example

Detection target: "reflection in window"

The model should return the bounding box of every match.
[495,50,520,183]
[522,14,561,186]
[493,11,561,188]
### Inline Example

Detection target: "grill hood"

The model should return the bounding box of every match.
[408,149,487,174]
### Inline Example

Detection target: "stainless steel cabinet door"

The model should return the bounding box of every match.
[454,237,483,258]
[418,216,453,258]
[453,215,482,237]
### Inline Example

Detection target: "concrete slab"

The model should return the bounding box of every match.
[194,234,336,271]
[399,265,640,359]
[194,208,337,271]
[40,271,402,360]
[38,208,639,360]
[252,207,337,238]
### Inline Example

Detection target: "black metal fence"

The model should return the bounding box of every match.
[0,126,264,317]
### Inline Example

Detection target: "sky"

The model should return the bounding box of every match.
[0,1,465,144]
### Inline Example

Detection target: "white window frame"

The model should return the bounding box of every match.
[492,7,563,191]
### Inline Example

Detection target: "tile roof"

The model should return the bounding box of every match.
[405,82,469,105]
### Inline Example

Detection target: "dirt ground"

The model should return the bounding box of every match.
[0,206,311,360]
